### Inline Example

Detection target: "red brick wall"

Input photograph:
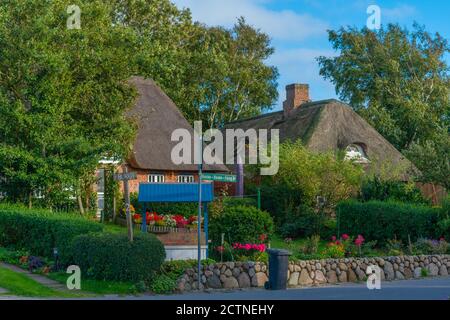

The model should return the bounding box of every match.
[156,231,206,246]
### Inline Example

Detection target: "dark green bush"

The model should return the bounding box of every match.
[71,232,165,282]
[246,183,304,226]
[0,204,103,264]
[337,200,440,245]
[209,205,274,246]
[360,177,429,205]
[278,205,336,239]
[438,219,450,240]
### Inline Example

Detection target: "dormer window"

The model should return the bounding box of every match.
[345,144,370,164]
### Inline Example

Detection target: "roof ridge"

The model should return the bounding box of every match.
[224,110,283,125]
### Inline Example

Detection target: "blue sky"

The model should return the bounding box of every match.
[172,0,450,111]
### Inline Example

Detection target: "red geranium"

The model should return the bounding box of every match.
[342,234,349,240]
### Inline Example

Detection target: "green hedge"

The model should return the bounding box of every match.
[72,232,165,282]
[337,200,440,245]
[0,204,103,264]
[209,205,274,246]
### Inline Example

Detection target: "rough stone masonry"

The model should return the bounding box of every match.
[176,254,450,292]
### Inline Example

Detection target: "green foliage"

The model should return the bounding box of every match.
[209,205,274,246]
[149,274,177,294]
[438,219,450,240]
[405,132,450,189]
[360,177,429,205]
[317,24,449,152]
[0,0,138,209]
[0,204,103,264]
[71,232,165,282]
[337,200,440,245]
[317,24,449,188]
[253,141,364,216]
[279,206,327,239]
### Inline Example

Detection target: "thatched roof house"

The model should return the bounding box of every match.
[113,77,228,193]
[223,83,414,179]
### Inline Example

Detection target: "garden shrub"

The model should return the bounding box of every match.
[71,232,165,282]
[209,205,274,248]
[438,219,450,240]
[360,177,429,205]
[337,200,440,245]
[0,204,103,264]
[278,205,332,239]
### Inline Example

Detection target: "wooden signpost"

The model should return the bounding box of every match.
[114,170,137,242]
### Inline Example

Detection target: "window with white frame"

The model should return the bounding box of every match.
[177,175,194,183]
[149,173,165,183]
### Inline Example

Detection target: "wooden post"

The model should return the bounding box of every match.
[124,174,133,242]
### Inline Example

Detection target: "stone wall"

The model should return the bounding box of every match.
[176,254,450,292]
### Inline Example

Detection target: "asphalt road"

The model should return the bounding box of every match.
[1,276,449,300]
[127,276,450,300]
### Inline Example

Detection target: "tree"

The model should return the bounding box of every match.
[404,131,450,189]
[115,0,279,127]
[0,0,137,210]
[252,141,365,213]
[317,24,449,152]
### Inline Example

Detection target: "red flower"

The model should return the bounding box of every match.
[331,235,337,242]
[342,234,349,240]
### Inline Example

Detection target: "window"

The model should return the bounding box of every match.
[345,144,370,163]
[149,173,165,183]
[177,175,194,183]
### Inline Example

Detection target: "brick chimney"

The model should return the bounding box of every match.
[283,84,310,117]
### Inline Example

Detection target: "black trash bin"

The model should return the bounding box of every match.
[265,248,291,290]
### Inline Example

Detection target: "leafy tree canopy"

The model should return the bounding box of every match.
[317,23,449,188]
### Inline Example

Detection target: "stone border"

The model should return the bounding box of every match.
[177,255,450,292]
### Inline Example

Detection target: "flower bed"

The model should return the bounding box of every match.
[125,210,205,235]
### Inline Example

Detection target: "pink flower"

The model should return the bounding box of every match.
[331,235,337,242]
[244,244,251,250]
[335,240,341,245]
[354,235,365,247]
[342,234,349,240]
[439,237,445,242]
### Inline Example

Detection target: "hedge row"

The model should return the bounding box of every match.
[337,200,440,245]
[0,204,166,281]
[0,204,103,264]
[72,232,165,282]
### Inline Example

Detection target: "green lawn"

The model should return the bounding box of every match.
[0,267,83,298]
[48,272,138,296]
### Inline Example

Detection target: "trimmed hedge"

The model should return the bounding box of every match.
[0,204,103,264]
[337,200,440,245]
[71,232,165,282]
[209,205,274,245]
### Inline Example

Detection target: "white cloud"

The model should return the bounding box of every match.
[172,0,329,41]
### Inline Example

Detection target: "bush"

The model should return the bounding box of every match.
[0,204,103,264]
[278,205,334,239]
[71,232,165,282]
[337,200,440,245]
[360,177,429,205]
[209,205,274,247]
[438,219,450,240]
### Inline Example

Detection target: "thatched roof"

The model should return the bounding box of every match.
[126,76,228,172]
[224,99,414,178]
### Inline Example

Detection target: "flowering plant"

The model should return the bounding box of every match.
[232,243,266,253]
